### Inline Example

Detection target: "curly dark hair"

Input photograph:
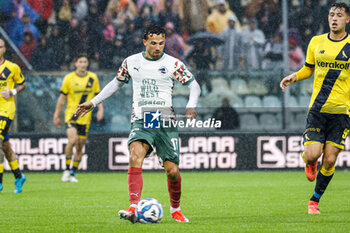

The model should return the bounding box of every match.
[143,24,166,40]
[330,2,350,15]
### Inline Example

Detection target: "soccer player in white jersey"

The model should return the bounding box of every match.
[75,25,201,223]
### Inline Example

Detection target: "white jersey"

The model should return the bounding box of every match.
[116,52,194,121]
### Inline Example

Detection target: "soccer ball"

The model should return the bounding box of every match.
[136,198,163,223]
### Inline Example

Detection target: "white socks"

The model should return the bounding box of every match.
[170,206,181,214]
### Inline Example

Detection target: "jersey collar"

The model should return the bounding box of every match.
[74,71,88,78]
[328,33,348,42]
[142,52,164,61]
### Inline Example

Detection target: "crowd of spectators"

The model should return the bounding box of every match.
[0,0,339,72]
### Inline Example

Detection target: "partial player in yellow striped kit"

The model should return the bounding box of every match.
[0,37,27,193]
[53,53,103,183]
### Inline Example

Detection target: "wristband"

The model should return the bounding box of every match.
[10,89,17,96]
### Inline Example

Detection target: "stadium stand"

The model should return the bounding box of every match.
[247,79,268,96]
[299,95,311,108]
[290,112,307,131]
[240,113,260,131]
[230,78,250,96]
[110,114,131,132]
[244,95,262,108]
[262,95,282,109]
[259,113,282,131]
[287,95,299,108]
[173,96,188,109]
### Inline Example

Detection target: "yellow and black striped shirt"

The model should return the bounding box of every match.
[0,60,25,119]
[60,71,100,125]
[305,33,350,115]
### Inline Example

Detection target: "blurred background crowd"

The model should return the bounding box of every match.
[0,0,341,72]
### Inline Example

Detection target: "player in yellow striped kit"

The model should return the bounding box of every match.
[0,37,27,193]
[280,2,350,214]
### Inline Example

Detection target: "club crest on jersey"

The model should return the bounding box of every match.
[0,67,11,81]
[335,43,350,61]
[342,51,348,59]
[86,77,94,88]
[158,66,168,74]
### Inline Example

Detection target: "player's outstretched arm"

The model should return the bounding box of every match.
[280,65,314,92]
[75,101,94,118]
[280,73,297,92]
[186,80,201,120]
[75,78,123,118]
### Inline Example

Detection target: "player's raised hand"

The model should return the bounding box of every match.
[74,101,94,118]
[280,73,297,92]
[186,108,197,120]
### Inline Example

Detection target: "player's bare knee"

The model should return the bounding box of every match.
[2,142,10,154]
[322,157,336,170]
[304,150,321,163]
[322,163,335,171]
[167,171,179,181]
[75,147,83,154]
[129,147,143,164]
[68,137,79,146]
[129,154,136,164]
[129,143,138,154]
[129,144,146,158]
[129,153,143,165]
[303,151,313,163]
[75,142,84,153]
[166,166,179,181]
[3,145,15,162]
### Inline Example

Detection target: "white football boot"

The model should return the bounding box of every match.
[69,175,79,183]
[61,170,70,182]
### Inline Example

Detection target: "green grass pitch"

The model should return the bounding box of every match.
[1,171,350,233]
